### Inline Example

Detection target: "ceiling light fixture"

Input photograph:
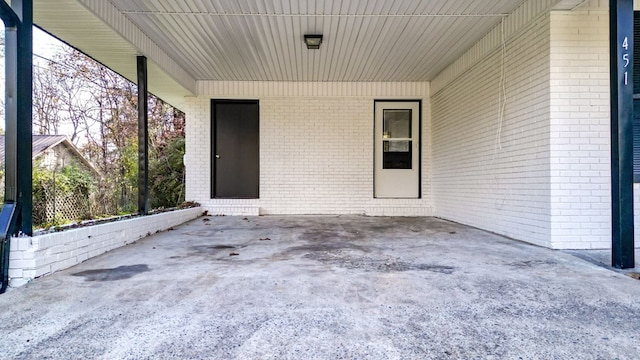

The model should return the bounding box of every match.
[304,34,323,50]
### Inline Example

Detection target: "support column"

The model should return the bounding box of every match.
[16,0,32,235]
[3,4,18,204]
[2,0,32,235]
[137,56,149,215]
[0,0,25,294]
[610,0,635,268]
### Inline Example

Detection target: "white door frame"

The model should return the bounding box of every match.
[374,100,421,198]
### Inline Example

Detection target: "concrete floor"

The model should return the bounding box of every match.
[565,248,640,275]
[2,215,640,359]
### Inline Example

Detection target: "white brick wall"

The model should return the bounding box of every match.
[184,83,433,216]
[551,1,640,249]
[432,13,553,247]
[431,0,639,250]
[8,207,202,287]
[431,0,562,94]
[549,2,613,249]
[183,0,637,250]
[184,97,211,204]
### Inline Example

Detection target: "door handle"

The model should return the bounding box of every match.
[215,154,220,159]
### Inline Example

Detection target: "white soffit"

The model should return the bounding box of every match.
[32,0,194,110]
[106,0,530,82]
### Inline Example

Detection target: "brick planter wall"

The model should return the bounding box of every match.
[8,207,202,287]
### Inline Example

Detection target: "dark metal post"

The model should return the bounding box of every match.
[610,0,635,269]
[15,0,32,235]
[1,0,32,235]
[0,203,19,293]
[137,56,149,215]
[0,0,22,294]
[4,22,17,204]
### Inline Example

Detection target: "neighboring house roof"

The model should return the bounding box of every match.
[0,135,100,176]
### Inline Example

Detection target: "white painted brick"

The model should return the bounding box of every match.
[9,239,18,251]
[51,258,79,273]
[8,268,22,279]
[186,85,434,216]
[8,207,202,288]
[431,12,553,247]
[35,265,51,278]
[16,238,31,251]
[76,252,89,264]
[430,2,617,250]
[549,4,612,249]
[9,275,32,287]
[87,249,106,259]
[10,259,37,269]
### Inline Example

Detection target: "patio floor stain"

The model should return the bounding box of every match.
[72,264,150,281]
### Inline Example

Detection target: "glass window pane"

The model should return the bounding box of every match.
[383,140,412,169]
[383,109,411,139]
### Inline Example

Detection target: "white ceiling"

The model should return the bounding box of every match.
[33,0,195,110]
[30,0,556,109]
[105,0,528,82]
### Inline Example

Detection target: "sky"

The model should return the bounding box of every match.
[33,26,67,63]
[1,25,65,69]
[0,25,67,130]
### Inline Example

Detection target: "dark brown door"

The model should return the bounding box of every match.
[211,100,259,198]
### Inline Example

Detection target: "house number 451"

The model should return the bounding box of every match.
[622,36,630,85]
